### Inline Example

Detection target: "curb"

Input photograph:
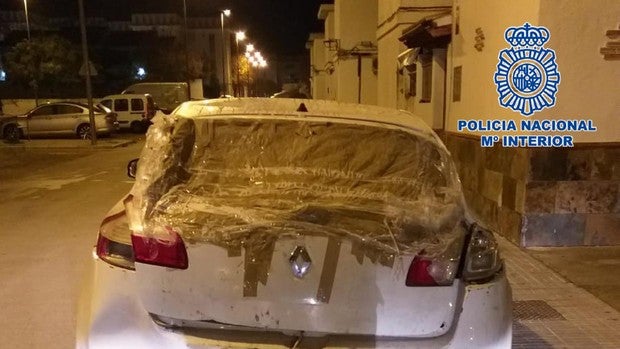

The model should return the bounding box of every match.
[0,139,137,150]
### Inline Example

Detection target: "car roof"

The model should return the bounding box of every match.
[102,94,151,99]
[39,101,84,107]
[32,101,107,113]
[174,98,439,142]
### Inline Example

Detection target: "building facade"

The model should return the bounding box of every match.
[441,0,620,247]
[309,1,378,104]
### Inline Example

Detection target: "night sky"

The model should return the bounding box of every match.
[1,0,332,55]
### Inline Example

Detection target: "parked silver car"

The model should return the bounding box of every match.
[0,102,118,140]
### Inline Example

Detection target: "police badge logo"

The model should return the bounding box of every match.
[494,23,560,116]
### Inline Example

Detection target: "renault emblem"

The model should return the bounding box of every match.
[289,246,312,278]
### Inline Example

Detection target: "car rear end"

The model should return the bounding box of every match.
[98,104,119,134]
[145,94,156,120]
[78,103,118,135]
[79,104,511,349]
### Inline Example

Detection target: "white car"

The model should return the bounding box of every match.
[98,94,156,133]
[1,102,118,140]
[77,98,512,349]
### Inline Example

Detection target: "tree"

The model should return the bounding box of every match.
[231,54,256,96]
[5,36,80,100]
[149,45,206,82]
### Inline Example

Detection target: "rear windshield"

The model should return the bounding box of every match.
[130,117,463,257]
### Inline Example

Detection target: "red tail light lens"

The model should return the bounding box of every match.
[131,228,188,269]
[406,256,438,286]
[406,247,459,287]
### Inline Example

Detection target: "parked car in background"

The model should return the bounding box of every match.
[122,82,189,114]
[270,89,309,98]
[79,98,511,349]
[1,102,118,140]
[99,94,156,133]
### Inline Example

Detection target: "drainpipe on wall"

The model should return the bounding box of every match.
[442,50,448,132]
[357,54,362,104]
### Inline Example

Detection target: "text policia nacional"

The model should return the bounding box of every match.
[457,119,597,148]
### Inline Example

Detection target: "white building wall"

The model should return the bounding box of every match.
[323,8,337,101]
[445,0,541,136]
[308,34,328,100]
[405,49,447,129]
[376,0,451,109]
[333,0,378,104]
[537,0,620,143]
[377,29,406,108]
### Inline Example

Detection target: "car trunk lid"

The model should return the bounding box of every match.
[127,115,465,337]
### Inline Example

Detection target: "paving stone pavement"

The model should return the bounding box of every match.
[498,235,620,348]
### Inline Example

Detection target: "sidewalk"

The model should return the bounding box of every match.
[0,137,135,149]
[499,235,620,348]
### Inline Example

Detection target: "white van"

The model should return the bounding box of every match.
[98,94,156,132]
[122,82,189,114]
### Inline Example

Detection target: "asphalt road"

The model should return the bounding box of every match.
[0,141,143,349]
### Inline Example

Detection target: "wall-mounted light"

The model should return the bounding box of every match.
[323,39,339,51]
[474,27,485,52]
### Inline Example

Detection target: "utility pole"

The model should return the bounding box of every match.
[182,0,191,99]
[220,10,230,95]
[22,0,38,106]
[78,0,97,144]
[23,0,30,41]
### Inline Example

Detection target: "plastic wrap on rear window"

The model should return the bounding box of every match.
[127,114,465,265]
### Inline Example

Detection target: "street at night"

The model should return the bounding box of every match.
[0,140,140,348]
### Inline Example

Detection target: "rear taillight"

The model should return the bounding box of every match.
[96,212,135,270]
[406,252,458,287]
[462,225,502,282]
[96,234,135,270]
[406,255,438,286]
[131,227,188,269]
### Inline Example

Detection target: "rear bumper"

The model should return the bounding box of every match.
[77,256,512,349]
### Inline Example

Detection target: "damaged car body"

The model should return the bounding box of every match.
[78,98,512,349]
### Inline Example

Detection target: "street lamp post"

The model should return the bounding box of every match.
[22,0,38,105]
[22,0,30,41]
[182,0,191,99]
[234,31,245,96]
[220,9,231,96]
[77,0,97,144]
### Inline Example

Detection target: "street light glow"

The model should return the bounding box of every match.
[235,31,246,42]
[136,66,146,80]
[222,9,231,17]
[246,43,255,52]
